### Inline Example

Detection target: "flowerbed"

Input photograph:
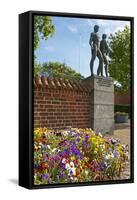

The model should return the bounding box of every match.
[34,128,129,185]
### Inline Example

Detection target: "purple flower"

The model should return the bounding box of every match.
[42,174,49,179]
[83,141,87,147]
[34,164,40,169]
[60,171,65,177]
[75,149,80,155]
[42,144,46,149]
[59,162,66,170]
[99,161,107,169]
[85,134,90,141]
[76,138,80,142]
[113,150,120,158]
[109,138,118,145]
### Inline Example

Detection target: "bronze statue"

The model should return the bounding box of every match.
[89,25,103,76]
[100,34,109,77]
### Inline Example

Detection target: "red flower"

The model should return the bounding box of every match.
[41,162,47,170]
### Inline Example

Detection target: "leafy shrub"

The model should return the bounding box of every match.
[115,105,130,117]
[115,112,128,116]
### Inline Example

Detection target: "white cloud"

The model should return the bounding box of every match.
[87,19,108,27]
[67,25,77,33]
[114,26,125,33]
[113,22,130,33]
[87,19,92,26]
[87,19,130,36]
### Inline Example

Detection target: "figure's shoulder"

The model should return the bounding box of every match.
[101,39,107,45]
[100,39,103,44]
[104,40,108,47]
[90,32,95,37]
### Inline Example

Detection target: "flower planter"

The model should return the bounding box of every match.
[115,114,128,123]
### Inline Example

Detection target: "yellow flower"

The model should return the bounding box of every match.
[34,145,38,150]
[71,156,75,161]
[78,160,81,164]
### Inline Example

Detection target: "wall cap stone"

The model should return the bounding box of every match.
[34,76,91,92]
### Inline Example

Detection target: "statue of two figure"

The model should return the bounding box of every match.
[89,25,109,77]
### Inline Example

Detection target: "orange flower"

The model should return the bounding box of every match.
[76,169,81,176]
[41,162,47,170]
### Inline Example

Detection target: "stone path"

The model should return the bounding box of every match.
[114,120,130,147]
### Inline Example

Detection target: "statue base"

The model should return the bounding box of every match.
[82,75,114,134]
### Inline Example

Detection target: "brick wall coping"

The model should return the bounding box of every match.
[34,76,90,92]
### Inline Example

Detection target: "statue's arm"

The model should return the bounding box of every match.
[105,41,109,55]
[89,33,93,46]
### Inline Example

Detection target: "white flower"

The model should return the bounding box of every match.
[71,167,76,176]
[65,161,76,176]
[70,161,74,167]
[65,163,71,170]
[85,170,88,175]
[63,131,68,136]
[104,162,108,167]
[52,148,57,153]
[47,145,51,149]
[111,153,115,159]
[68,167,76,176]
[71,131,77,136]
[62,158,66,164]
[98,132,103,137]
[105,153,114,160]
[105,155,109,160]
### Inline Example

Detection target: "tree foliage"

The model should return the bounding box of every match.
[34,16,55,50]
[34,62,84,80]
[108,26,131,93]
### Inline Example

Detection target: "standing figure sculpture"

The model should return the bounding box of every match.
[89,25,103,76]
[100,34,109,77]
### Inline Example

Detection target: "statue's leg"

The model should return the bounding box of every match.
[103,55,108,77]
[97,62,101,76]
[90,58,94,76]
[105,64,108,77]
[97,49,103,76]
[90,47,97,76]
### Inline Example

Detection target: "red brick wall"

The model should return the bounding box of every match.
[114,91,130,105]
[34,77,91,129]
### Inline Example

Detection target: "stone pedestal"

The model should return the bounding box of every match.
[82,75,114,134]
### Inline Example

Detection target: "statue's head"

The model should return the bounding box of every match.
[102,34,107,39]
[94,25,99,32]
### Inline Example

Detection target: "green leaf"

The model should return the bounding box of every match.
[108,26,131,93]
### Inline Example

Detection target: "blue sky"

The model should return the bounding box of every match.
[35,16,130,78]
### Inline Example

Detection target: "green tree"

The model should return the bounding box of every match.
[108,26,131,93]
[34,16,55,50]
[34,62,84,80]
